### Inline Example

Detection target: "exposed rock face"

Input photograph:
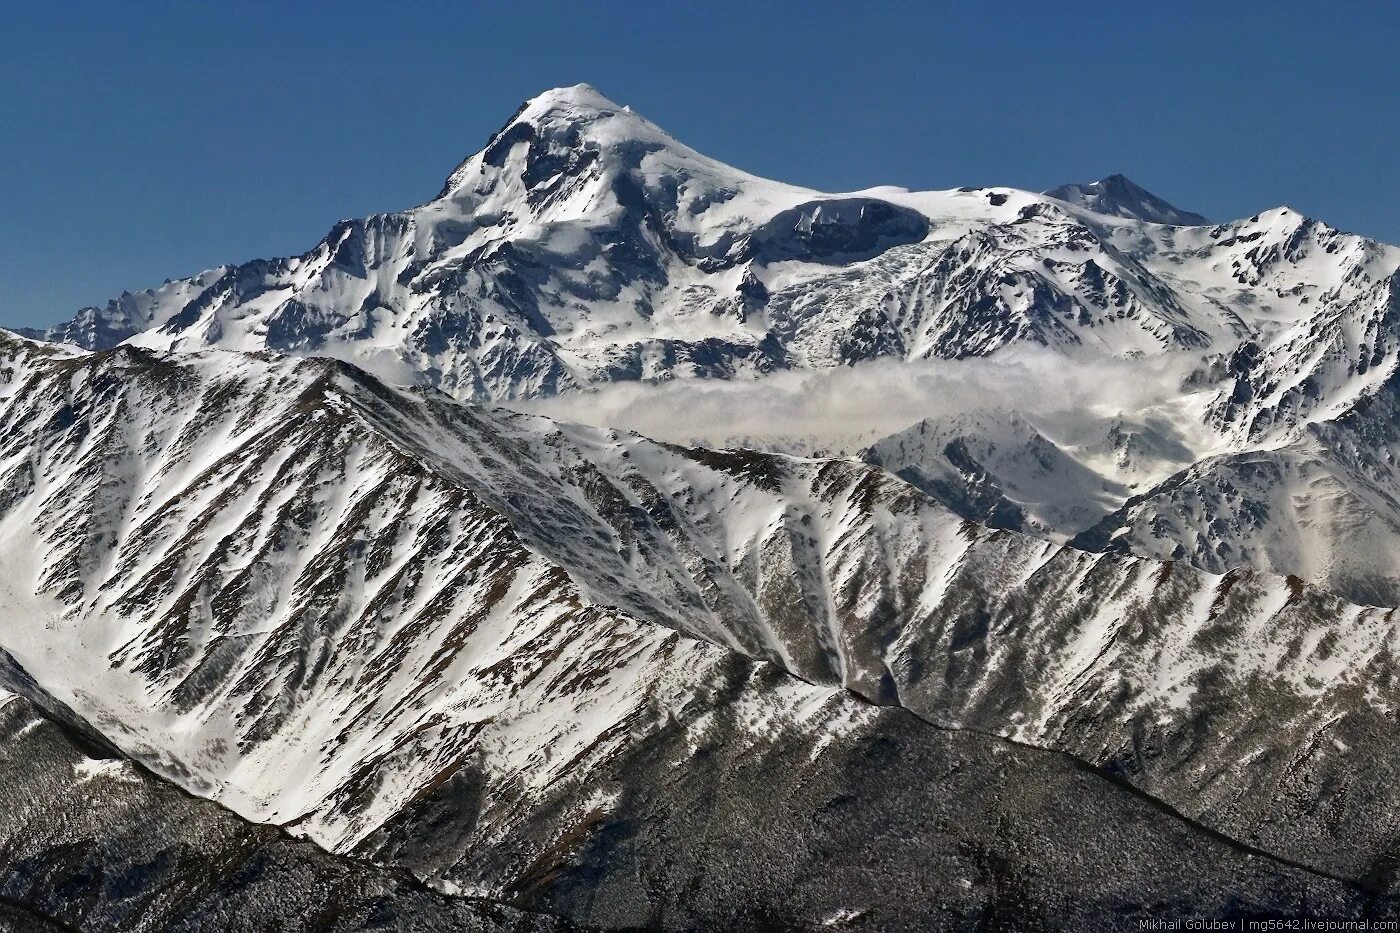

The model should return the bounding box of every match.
[1043,173,1211,226]
[0,689,568,933]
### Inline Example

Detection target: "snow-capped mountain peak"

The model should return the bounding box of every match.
[34,86,1400,415]
[1043,172,1211,225]
[437,82,700,198]
[522,80,618,112]
[13,83,1400,927]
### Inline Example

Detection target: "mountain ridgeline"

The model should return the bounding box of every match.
[7,85,1400,928]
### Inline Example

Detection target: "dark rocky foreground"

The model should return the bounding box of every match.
[0,680,1383,924]
[357,659,1394,931]
[0,694,568,933]
[0,677,1391,932]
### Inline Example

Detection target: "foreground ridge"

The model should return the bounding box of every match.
[0,331,1396,926]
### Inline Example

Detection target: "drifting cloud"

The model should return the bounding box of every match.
[510,347,1194,453]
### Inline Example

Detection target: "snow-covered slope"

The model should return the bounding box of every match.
[1073,369,1400,605]
[25,85,1400,607]
[36,85,1395,405]
[0,684,1374,931]
[862,409,1134,536]
[0,690,564,932]
[1,331,1399,918]
[15,84,1400,924]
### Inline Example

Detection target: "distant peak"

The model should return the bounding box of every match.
[1098,173,1141,188]
[1043,174,1210,226]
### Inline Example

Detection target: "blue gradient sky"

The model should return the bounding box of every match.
[2,1,1397,327]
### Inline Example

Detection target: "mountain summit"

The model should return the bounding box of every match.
[1042,173,1211,225]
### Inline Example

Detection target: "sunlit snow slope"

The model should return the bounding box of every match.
[26,84,1400,603]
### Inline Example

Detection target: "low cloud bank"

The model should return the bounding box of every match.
[510,348,1193,451]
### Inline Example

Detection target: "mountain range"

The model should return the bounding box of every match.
[6,84,1400,929]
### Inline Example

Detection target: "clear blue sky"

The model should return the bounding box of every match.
[2,1,1397,328]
